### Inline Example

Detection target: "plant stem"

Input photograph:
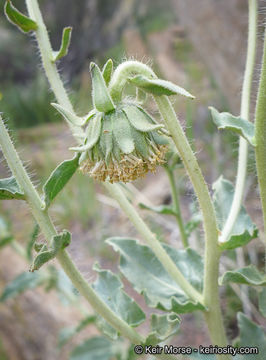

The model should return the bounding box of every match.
[219,0,257,243]
[25,0,83,140]
[154,97,229,354]
[104,182,204,304]
[164,166,188,248]
[254,27,266,268]
[0,115,144,345]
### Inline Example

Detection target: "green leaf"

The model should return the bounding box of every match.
[258,288,266,317]
[26,224,40,261]
[70,113,102,152]
[102,59,113,86]
[51,103,86,127]
[236,313,266,359]
[0,272,45,302]
[209,106,256,146]
[70,336,113,360]
[90,62,115,113]
[92,263,145,340]
[52,27,72,62]
[184,215,202,239]
[213,176,258,250]
[31,230,71,271]
[139,203,177,216]
[130,127,149,158]
[100,114,113,162]
[43,155,80,208]
[123,105,164,132]
[112,110,135,154]
[145,313,180,345]
[4,0,37,33]
[0,216,13,248]
[219,265,266,286]
[58,315,97,347]
[0,177,25,200]
[107,238,205,314]
[129,75,195,99]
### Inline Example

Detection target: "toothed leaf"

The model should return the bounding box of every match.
[112,110,134,154]
[92,264,145,340]
[123,105,163,132]
[4,0,37,33]
[52,27,72,62]
[129,75,195,98]
[102,59,113,86]
[210,107,256,146]
[90,62,115,113]
[145,313,180,345]
[219,265,266,286]
[0,177,25,200]
[213,176,258,250]
[43,155,80,208]
[107,238,205,314]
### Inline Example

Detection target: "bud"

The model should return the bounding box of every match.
[53,61,170,183]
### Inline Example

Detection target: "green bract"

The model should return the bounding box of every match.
[53,61,169,183]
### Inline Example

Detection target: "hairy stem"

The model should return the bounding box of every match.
[220,0,257,243]
[0,115,144,344]
[104,182,203,304]
[255,27,266,268]
[165,166,188,248]
[25,0,83,139]
[154,96,228,354]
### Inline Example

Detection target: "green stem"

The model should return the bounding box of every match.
[25,0,83,140]
[254,27,266,268]
[220,0,257,243]
[0,115,144,345]
[154,97,228,355]
[104,182,203,304]
[164,166,188,248]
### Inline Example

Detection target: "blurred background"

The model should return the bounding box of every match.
[0,0,265,359]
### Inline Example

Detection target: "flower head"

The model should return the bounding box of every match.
[53,61,170,183]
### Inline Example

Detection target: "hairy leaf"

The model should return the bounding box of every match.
[51,103,86,127]
[70,113,102,152]
[235,313,266,359]
[213,176,258,250]
[31,230,71,271]
[112,110,135,154]
[210,107,255,146]
[90,62,115,113]
[102,59,113,86]
[129,75,195,98]
[0,177,25,200]
[70,336,113,360]
[100,114,113,162]
[123,105,164,132]
[4,0,37,33]
[219,265,266,286]
[258,288,266,317]
[52,27,72,62]
[145,313,180,345]
[92,263,145,339]
[0,272,45,302]
[43,155,79,208]
[107,238,205,314]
